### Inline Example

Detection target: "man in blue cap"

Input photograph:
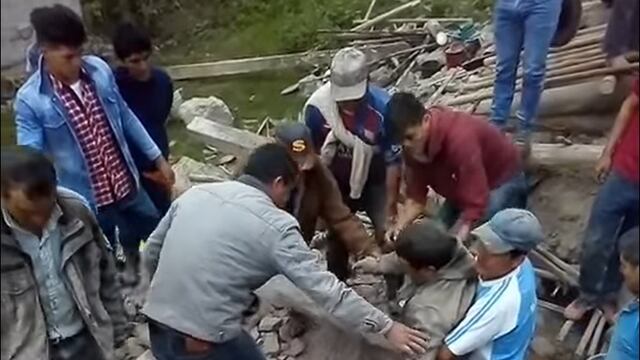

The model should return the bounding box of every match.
[437,208,543,360]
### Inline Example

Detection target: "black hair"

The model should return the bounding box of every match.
[30,4,86,47]
[386,92,426,143]
[1,146,57,200]
[395,219,457,270]
[112,22,152,60]
[243,143,299,185]
[620,227,639,266]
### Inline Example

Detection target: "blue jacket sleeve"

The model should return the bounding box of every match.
[304,105,328,152]
[14,96,44,150]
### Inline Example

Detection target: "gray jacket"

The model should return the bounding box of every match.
[142,176,392,343]
[1,189,127,360]
[377,242,477,360]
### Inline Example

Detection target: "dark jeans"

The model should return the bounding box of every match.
[149,321,265,360]
[579,170,639,304]
[97,188,160,252]
[490,0,562,133]
[439,170,528,229]
[50,329,102,360]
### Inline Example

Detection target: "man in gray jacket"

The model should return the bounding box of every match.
[354,220,477,360]
[142,143,428,360]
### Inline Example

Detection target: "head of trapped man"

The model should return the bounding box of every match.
[31,4,86,84]
[242,143,300,209]
[330,47,369,114]
[1,147,57,236]
[470,209,544,281]
[386,92,431,161]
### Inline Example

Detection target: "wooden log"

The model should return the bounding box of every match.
[446,62,638,107]
[536,247,580,280]
[576,23,607,36]
[364,0,377,21]
[577,311,603,357]
[588,315,607,357]
[426,68,459,107]
[557,320,575,343]
[529,249,578,287]
[351,0,422,31]
[531,143,603,167]
[483,40,602,66]
[471,79,626,122]
[538,300,566,315]
[166,42,409,80]
[187,117,270,160]
[549,33,604,53]
[354,17,472,25]
[465,57,609,91]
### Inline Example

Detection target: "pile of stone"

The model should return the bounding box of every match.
[246,310,308,360]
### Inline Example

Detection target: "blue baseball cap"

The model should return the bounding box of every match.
[472,209,544,254]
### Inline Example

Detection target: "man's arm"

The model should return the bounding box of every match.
[14,97,44,150]
[316,160,376,257]
[596,83,639,182]
[143,202,176,277]
[385,164,402,221]
[92,219,129,346]
[304,105,329,152]
[273,226,428,356]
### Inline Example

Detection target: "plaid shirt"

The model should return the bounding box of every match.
[51,73,133,208]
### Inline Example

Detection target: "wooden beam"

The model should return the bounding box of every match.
[531,143,603,167]
[351,0,422,31]
[353,17,472,24]
[363,0,377,21]
[166,42,409,80]
[187,117,270,159]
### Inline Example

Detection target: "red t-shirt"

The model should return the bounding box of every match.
[612,76,639,183]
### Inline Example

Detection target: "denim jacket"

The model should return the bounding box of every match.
[14,56,161,211]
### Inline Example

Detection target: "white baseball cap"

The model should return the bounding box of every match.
[330,47,368,102]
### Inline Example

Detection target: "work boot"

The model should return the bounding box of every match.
[564,298,595,321]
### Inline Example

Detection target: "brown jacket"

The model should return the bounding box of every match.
[295,156,375,257]
[0,189,127,360]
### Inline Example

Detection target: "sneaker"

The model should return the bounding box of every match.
[564,298,595,321]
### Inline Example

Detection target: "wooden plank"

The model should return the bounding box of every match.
[166,42,409,80]
[531,143,603,167]
[557,320,575,342]
[577,311,603,357]
[187,117,270,159]
[351,0,422,31]
[354,17,472,24]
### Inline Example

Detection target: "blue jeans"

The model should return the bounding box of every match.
[96,189,160,252]
[579,170,639,304]
[439,171,528,228]
[490,0,562,134]
[149,321,266,360]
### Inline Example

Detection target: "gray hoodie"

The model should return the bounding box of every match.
[142,176,392,344]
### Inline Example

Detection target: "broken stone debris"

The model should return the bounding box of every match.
[177,96,234,126]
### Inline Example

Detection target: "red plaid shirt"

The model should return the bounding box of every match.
[51,73,133,207]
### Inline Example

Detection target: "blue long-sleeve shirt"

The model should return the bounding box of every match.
[115,67,173,171]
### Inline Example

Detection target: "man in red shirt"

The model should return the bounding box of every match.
[565,76,640,321]
[385,92,526,242]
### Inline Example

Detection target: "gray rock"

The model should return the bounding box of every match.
[259,316,284,332]
[262,333,281,355]
[178,96,234,126]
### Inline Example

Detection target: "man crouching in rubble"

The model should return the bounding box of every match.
[1,147,128,360]
[274,122,378,280]
[142,143,428,360]
[354,219,477,360]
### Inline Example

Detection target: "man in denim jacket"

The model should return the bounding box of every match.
[13,5,174,285]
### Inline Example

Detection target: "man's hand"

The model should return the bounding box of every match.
[595,153,612,183]
[452,221,471,244]
[385,322,429,356]
[155,157,175,188]
[353,256,381,274]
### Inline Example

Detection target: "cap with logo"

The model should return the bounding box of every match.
[472,208,544,254]
[274,122,316,170]
[330,47,369,102]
